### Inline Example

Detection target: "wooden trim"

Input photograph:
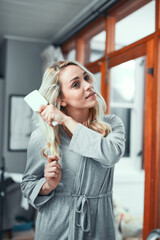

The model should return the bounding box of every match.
[108,42,146,67]
[82,18,105,41]
[107,33,156,67]
[61,39,75,56]
[61,0,155,57]
[84,40,91,64]
[86,64,100,74]
[143,39,154,240]
[105,16,116,54]
[143,39,155,239]
[103,15,116,114]
[157,36,160,230]
[156,0,160,31]
[153,35,160,229]
[107,31,160,67]
[156,29,160,36]
[100,61,106,101]
[72,15,105,41]
[102,60,110,114]
[76,38,85,64]
[85,56,104,71]
[142,58,147,170]
[108,0,152,22]
[109,32,155,56]
[61,16,105,55]
[143,35,160,239]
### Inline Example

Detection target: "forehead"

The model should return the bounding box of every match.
[59,65,84,83]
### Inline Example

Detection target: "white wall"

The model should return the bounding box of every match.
[0,39,47,173]
[0,41,6,169]
[113,165,145,216]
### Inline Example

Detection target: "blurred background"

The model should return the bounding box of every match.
[0,0,159,239]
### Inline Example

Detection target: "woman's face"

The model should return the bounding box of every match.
[59,65,98,112]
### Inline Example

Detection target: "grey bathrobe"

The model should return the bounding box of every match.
[21,114,125,240]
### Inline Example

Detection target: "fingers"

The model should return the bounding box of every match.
[45,164,61,180]
[38,104,65,126]
[40,104,55,116]
[48,155,59,163]
[48,166,60,174]
[39,104,56,126]
[41,106,54,122]
[48,161,61,169]
[45,155,61,180]
[38,104,48,114]
[45,172,59,179]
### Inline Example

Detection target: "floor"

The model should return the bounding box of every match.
[3,229,35,240]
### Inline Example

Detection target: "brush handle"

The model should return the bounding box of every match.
[52,121,58,127]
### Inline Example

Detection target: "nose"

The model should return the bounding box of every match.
[83,80,93,91]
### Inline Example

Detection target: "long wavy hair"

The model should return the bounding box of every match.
[38,60,111,158]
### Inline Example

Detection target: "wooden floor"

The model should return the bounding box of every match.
[3,231,142,240]
[3,229,35,240]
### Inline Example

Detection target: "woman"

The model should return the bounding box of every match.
[21,60,125,240]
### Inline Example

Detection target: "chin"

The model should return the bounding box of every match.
[88,99,98,108]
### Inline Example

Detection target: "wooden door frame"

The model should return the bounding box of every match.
[142,36,160,239]
[107,36,160,239]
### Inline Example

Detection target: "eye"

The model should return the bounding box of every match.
[72,81,80,88]
[84,75,90,81]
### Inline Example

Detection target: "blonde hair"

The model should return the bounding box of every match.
[38,60,111,158]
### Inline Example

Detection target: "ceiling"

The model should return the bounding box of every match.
[0,0,120,47]
[0,0,108,47]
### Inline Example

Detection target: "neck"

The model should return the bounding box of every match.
[65,107,89,124]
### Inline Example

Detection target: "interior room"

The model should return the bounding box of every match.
[0,0,160,239]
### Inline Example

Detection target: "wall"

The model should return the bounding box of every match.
[0,41,6,78]
[1,39,47,173]
[0,79,5,169]
[0,41,6,169]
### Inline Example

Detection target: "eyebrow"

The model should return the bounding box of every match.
[69,71,87,83]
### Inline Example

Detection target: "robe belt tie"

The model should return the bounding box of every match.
[75,195,91,232]
[72,192,112,233]
[54,191,112,233]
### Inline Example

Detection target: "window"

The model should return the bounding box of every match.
[110,56,145,165]
[115,0,155,50]
[89,31,106,62]
[66,49,76,61]
[93,72,101,93]
[111,57,145,218]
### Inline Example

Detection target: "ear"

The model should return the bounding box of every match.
[60,99,67,107]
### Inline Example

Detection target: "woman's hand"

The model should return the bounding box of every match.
[40,155,61,195]
[38,104,67,126]
[39,104,78,134]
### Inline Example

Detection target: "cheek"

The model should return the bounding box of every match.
[65,90,83,101]
[64,91,85,107]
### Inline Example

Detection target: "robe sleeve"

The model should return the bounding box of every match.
[20,128,55,209]
[69,114,125,168]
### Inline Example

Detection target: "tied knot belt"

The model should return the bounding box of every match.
[55,191,112,233]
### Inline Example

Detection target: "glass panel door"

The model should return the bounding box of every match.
[111,57,145,237]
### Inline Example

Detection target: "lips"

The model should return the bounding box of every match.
[86,91,96,99]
